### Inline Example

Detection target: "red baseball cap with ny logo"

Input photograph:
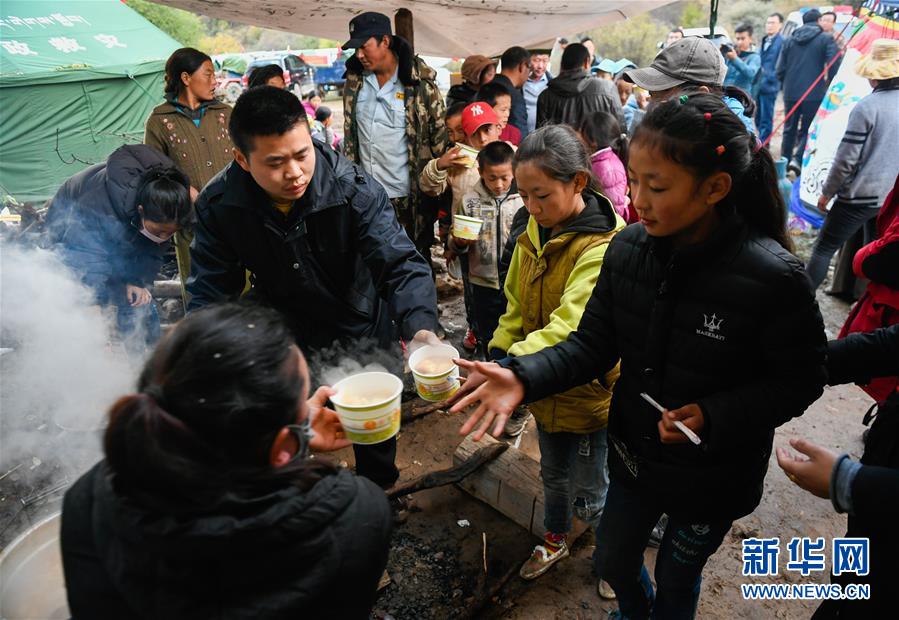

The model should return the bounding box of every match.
[461,102,500,137]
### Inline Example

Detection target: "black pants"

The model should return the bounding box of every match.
[469,282,507,355]
[806,200,879,290]
[780,98,821,166]
[353,438,399,488]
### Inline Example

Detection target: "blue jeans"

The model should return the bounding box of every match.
[595,480,732,619]
[755,92,776,144]
[537,425,610,575]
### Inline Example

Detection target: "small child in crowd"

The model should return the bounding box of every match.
[476,125,625,594]
[449,142,526,354]
[476,82,522,145]
[579,111,635,223]
[312,106,341,151]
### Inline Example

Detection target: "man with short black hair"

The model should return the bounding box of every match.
[340,11,446,269]
[777,8,839,171]
[819,11,837,34]
[536,42,623,130]
[723,24,761,93]
[188,87,439,489]
[756,13,785,143]
[524,52,552,134]
[492,46,531,138]
[665,28,684,48]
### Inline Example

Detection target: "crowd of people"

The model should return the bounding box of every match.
[32,7,898,620]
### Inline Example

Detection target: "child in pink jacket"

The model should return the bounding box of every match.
[580,112,635,224]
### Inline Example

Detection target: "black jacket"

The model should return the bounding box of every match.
[61,462,391,619]
[536,69,624,130]
[506,212,827,521]
[446,83,477,109]
[187,141,437,351]
[43,145,187,293]
[776,24,839,102]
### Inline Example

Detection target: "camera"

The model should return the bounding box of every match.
[720,43,734,57]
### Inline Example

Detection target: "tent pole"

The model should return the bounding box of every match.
[395,8,414,53]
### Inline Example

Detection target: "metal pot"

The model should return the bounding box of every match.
[0,512,69,619]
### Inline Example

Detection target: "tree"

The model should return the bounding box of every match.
[125,0,204,47]
[588,14,670,67]
[199,33,244,55]
[680,2,708,29]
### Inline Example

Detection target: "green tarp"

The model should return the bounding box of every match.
[0,0,181,202]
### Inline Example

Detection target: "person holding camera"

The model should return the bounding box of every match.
[722,24,761,95]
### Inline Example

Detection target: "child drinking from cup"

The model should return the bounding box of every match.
[451,95,827,617]
[478,125,625,591]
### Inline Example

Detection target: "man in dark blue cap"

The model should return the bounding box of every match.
[341,12,446,271]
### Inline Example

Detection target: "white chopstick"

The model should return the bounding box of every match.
[640,392,702,446]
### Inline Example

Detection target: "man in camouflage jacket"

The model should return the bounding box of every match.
[342,12,446,260]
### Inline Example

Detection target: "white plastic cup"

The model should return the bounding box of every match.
[409,344,461,402]
[452,214,484,241]
[330,372,404,445]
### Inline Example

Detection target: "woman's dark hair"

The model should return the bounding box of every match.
[135,167,192,228]
[303,89,321,101]
[475,81,512,107]
[164,47,212,98]
[515,124,596,190]
[230,87,308,155]
[632,93,791,251]
[104,302,334,507]
[247,64,284,89]
[580,111,629,169]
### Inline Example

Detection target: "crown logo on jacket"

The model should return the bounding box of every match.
[703,313,723,332]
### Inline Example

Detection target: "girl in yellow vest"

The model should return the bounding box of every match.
[487,125,625,591]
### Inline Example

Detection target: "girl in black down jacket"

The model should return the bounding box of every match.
[451,95,826,619]
[61,303,392,619]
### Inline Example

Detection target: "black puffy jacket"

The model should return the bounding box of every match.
[536,69,624,130]
[61,463,391,619]
[43,145,187,292]
[187,141,437,351]
[507,212,827,521]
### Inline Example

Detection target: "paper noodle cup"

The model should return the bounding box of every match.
[456,143,479,168]
[330,372,404,445]
[452,214,484,241]
[409,344,461,402]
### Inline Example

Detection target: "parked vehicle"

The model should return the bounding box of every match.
[307,54,349,96]
[241,53,316,96]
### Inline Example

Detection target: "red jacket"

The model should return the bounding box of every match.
[839,176,899,402]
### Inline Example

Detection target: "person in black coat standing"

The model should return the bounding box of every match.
[778,324,899,619]
[536,43,624,131]
[776,9,839,171]
[187,87,440,489]
[43,145,192,351]
[61,303,393,620]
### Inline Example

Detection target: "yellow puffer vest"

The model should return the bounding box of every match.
[518,229,620,433]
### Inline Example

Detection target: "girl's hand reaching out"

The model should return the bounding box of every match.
[448,359,525,440]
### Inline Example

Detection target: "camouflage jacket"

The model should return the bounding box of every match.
[343,53,446,233]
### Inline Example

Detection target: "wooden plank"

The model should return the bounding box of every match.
[454,434,588,540]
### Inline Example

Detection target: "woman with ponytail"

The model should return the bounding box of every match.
[61,303,392,619]
[450,94,827,618]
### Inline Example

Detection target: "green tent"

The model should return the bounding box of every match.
[0,0,181,202]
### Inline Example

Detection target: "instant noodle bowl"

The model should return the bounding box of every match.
[409,344,461,402]
[452,214,484,241]
[330,372,404,445]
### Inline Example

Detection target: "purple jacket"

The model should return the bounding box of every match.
[591,148,632,223]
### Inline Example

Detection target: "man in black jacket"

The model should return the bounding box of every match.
[536,43,624,130]
[492,46,531,139]
[776,9,839,172]
[187,87,439,488]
